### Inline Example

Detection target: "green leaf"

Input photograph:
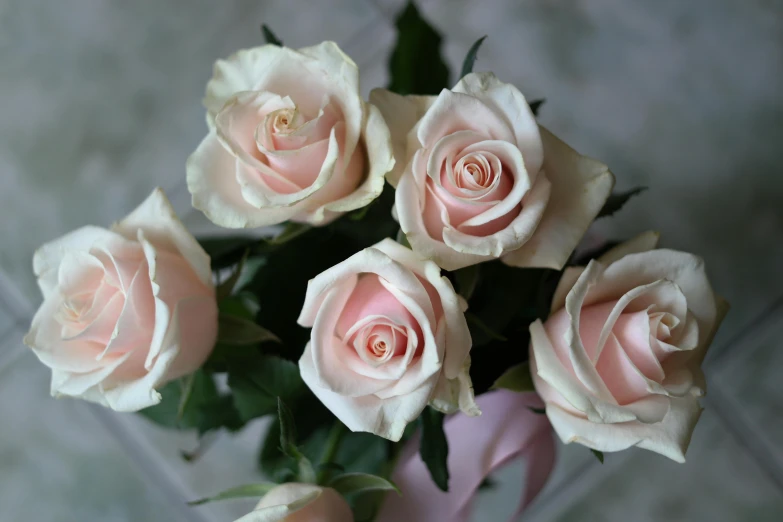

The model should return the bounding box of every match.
[329,473,400,497]
[454,264,480,300]
[591,449,605,464]
[218,293,258,321]
[199,237,257,271]
[277,398,317,483]
[388,1,449,95]
[317,462,346,474]
[529,98,545,116]
[419,407,449,492]
[597,187,648,218]
[460,35,487,79]
[491,361,534,392]
[278,397,298,456]
[261,24,283,46]
[216,250,249,302]
[465,312,508,342]
[269,222,311,245]
[188,483,276,506]
[138,370,241,435]
[217,314,281,345]
[259,399,334,481]
[229,355,303,421]
[528,407,546,415]
[463,261,561,394]
[349,201,375,221]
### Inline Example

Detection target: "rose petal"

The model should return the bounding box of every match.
[545,395,702,463]
[299,343,435,441]
[453,72,543,179]
[502,126,615,270]
[236,484,353,522]
[369,89,435,186]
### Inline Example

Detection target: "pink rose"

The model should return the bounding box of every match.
[297,238,478,441]
[530,232,729,461]
[25,189,218,412]
[234,484,353,522]
[187,42,395,228]
[376,391,555,522]
[371,72,614,270]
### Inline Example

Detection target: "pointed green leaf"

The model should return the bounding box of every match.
[188,483,277,506]
[228,356,303,421]
[217,314,280,345]
[278,397,298,456]
[491,361,534,393]
[591,449,605,464]
[199,236,257,271]
[138,370,241,435]
[528,406,546,415]
[597,187,648,218]
[420,407,449,492]
[388,1,450,95]
[460,35,487,79]
[529,98,545,116]
[329,473,400,497]
[261,24,283,46]
[277,397,317,483]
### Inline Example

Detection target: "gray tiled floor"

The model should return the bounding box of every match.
[1,0,782,521]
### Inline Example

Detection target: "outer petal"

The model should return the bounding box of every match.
[299,343,434,441]
[113,188,213,288]
[502,126,615,269]
[453,72,543,179]
[297,245,436,330]
[530,319,636,424]
[297,41,364,163]
[371,238,472,380]
[32,226,120,298]
[186,132,299,228]
[316,102,394,217]
[235,484,353,522]
[587,249,718,339]
[550,231,661,313]
[599,230,660,265]
[369,89,435,186]
[429,358,479,417]
[546,396,703,463]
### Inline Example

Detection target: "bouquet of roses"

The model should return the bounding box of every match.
[23,3,728,521]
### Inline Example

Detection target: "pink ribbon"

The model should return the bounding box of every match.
[376,391,556,522]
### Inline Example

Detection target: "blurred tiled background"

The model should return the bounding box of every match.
[1,0,782,520]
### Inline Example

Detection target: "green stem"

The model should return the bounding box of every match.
[317,421,345,484]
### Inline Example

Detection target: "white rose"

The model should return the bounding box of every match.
[25,189,218,411]
[187,42,394,228]
[530,232,729,461]
[371,72,614,271]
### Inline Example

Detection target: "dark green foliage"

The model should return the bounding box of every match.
[388,1,450,95]
[419,408,449,492]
